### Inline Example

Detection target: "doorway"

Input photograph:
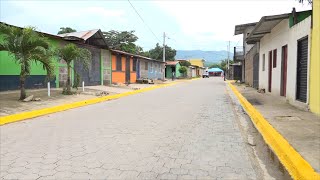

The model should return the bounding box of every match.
[253,53,259,89]
[280,45,288,96]
[125,56,131,83]
[296,37,308,103]
[268,51,272,92]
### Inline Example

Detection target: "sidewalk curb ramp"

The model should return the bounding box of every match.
[0,82,179,126]
[228,81,320,180]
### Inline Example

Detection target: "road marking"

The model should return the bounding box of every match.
[0,82,179,126]
[228,81,320,180]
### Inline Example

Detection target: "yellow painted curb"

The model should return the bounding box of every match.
[228,82,320,180]
[0,82,179,126]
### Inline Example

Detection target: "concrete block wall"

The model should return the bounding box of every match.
[139,59,149,78]
[101,49,111,85]
[245,44,258,86]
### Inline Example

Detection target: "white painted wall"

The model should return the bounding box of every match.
[259,17,311,105]
[287,16,311,105]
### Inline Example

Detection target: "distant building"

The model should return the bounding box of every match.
[189,59,205,77]
[165,61,181,79]
[234,22,257,84]
[110,49,165,84]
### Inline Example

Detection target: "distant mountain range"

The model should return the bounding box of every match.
[175,50,233,66]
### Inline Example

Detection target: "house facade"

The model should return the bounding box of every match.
[0,37,60,91]
[246,11,312,108]
[58,29,111,86]
[0,23,112,91]
[189,59,205,77]
[165,61,181,79]
[111,49,137,84]
[139,58,165,80]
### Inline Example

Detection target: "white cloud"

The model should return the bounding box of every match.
[1,0,312,51]
[154,0,311,49]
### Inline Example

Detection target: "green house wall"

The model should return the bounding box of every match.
[0,29,112,91]
[0,38,61,76]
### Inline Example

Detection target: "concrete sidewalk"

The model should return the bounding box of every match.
[233,83,320,173]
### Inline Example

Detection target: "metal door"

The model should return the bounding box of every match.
[234,66,242,80]
[268,51,272,92]
[253,53,259,89]
[296,37,308,103]
[125,56,131,83]
[281,45,288,96]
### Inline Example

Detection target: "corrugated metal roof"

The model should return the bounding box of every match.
[165,61,179,66]
[58,29,100,41]
[110,49,165,63]
[58,29,109,48]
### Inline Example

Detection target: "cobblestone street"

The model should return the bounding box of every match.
[0,78,257,179]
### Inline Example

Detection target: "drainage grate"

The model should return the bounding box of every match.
[247,98,262,105]
[275,116,301,121]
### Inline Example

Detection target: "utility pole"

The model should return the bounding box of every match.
[163,32,166,80]
[163,32,166,63]
[227,41,230,70]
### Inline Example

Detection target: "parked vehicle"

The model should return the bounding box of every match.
[202,70,209,78]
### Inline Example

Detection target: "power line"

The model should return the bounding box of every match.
[127,0,161,43]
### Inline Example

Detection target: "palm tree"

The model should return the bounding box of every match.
[56,43,91,94]
[0,24,55,100]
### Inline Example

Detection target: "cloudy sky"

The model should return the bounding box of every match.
[0,0,311,51]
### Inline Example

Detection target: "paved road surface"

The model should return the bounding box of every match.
[0,78,257,179]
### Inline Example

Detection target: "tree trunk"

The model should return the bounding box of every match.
[19,74,26,100]
[66,64,71,93]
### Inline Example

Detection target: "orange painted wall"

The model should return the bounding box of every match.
[131,72,136,82]
[121,56,126,71]
[112,72,125,83]
[112,55,117,70]
[111,54,137,83]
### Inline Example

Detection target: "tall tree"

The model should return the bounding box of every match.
[0,24,55,100]
[179,60,191,67]
[209,59,233,71]
[57,27,76,34]
[148,43,176,61]
[56,44,91,94]
[103,30,143,54]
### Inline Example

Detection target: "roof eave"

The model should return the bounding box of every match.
[245,13,289,43]
[234,22,258,35]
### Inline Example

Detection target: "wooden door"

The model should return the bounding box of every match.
[281,45,288,96]
[268,51,272,92]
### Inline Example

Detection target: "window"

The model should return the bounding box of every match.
[273,49,277,68]
[150,63,153,72]
[145,62,148,70]
[133,58,137,71]
[116,55,122,71]
[262,54,265,71]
